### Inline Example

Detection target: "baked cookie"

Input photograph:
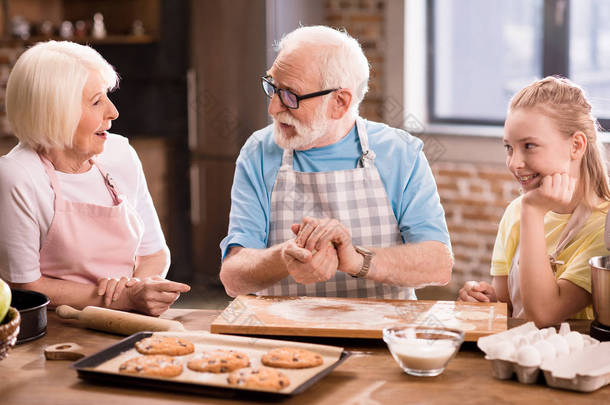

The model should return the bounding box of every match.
[135,336,194,356]
[227,367,290,391]
[261,347,323,369]
[187,349,250,373]
[118,355,183,377]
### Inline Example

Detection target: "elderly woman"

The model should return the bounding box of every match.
[0,41,189,316]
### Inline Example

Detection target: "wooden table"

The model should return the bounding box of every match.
[0,309,607,404]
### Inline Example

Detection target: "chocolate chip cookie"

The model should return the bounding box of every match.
[227,367,290,391]
[118,355,183,377]
[187,349,250,373]
[135,336,194,356]
[261,347,323,369]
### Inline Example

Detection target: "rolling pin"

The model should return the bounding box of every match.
[56,305,185,335]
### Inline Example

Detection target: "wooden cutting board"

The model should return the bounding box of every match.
[210,295,507,341]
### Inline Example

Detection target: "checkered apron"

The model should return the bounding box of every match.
[258,117,415,299]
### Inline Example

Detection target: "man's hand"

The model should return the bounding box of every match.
[292,217,363,276]
[522,172,576,216]
[122,276,191,316]
[457,281,497,302]
[280,239,338,284]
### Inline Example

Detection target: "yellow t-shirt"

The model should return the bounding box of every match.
[490,196,610,320]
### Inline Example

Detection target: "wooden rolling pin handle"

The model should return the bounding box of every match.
[56,305,82,320]
[57,305,185,335]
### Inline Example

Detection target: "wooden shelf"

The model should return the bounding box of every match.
[0,34,158,46]
[0,0,160,45]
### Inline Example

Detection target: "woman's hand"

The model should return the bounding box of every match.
[458,281,498,302]
[97,276,140,307]
[122,276,191,316]
[522,172,576,215]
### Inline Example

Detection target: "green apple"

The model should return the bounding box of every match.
[0,278,11,324]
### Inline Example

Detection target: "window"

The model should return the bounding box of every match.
[428,0,610,129]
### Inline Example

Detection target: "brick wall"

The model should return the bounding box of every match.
[325,0,519,298]
[432,162,521,297]
[326,0,385,121]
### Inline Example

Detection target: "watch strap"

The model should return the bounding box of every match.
[351,245,373,278]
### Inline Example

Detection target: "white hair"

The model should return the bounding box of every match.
[5,40,118,151]
[275,26,370,120]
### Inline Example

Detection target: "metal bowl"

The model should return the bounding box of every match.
[10,289,50,343]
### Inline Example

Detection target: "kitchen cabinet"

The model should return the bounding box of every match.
[188,0,268,283]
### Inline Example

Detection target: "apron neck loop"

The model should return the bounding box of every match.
[38,152,122,206]
[279,117,375,169]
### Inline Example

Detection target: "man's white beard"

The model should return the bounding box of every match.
[272,98,330,150]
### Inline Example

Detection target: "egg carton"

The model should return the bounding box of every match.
[477,322,609,391]
[541,342,610,392]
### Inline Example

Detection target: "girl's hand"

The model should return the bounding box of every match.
[97,276,140,307]
[522,172,576,215]
[458,281,498,302]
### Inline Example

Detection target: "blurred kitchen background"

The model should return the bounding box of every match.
[0,0,608,308]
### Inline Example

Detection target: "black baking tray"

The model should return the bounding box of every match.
[71,332,351,399]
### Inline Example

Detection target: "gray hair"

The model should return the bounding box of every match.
[275,26,370,119]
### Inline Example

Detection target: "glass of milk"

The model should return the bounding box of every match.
[383,326,465,377]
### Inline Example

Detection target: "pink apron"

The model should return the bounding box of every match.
[38,155,144,284]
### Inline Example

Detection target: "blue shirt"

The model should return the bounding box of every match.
[220,120,451,259]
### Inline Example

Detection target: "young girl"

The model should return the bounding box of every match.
[458,76,610,327]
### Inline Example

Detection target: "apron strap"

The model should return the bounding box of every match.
[548,203,591,268]
[38,153,66,206]
[280,148,294,169]
[90,160,123,205]
[604,205,610,250]
[356,117,375,168]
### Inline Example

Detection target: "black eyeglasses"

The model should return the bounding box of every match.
[261,76,339,109]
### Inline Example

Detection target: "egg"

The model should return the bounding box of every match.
[559,322,570,336]
[487,340,514,360]
[565,331,584,353]
[546,334,569,357]
[512,335,528,348]
[533,340,557,363]
[526,330,542,344]
[541,327,556,339]
[516,345,541,367]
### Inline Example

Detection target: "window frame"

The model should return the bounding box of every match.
[426,0,610,130]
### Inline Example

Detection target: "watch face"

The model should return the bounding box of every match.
[356,245,374,256]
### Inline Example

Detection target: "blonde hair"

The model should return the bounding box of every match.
[509,76,610,208]
[5,40,118,151]
[276,26,370,120]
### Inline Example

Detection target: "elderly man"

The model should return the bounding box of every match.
[220,26,452,299]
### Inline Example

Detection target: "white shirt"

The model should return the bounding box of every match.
[0,133,167,283]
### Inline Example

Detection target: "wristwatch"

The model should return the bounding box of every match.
[351,245,375,278]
